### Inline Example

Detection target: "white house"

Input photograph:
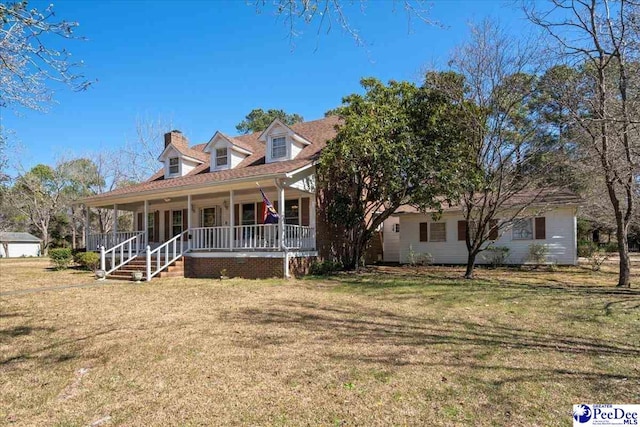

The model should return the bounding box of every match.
[0,232,42,258]
[383,193,580,265]
[81,117,341,281]
[82,114,581,280]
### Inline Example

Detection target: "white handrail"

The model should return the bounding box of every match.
[145,230,189,281]
[100,231,146,275]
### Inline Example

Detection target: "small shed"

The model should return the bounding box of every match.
[0,232,42,258]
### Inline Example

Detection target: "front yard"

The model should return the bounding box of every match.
[0,258,638,426]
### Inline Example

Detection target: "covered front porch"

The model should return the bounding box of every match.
[84,178,318,280]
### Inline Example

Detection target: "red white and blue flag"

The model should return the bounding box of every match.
[260,188,280,224]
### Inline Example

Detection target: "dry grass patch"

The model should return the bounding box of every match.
[0,260,639,426]
[0,258,99,293]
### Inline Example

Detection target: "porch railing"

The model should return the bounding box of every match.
[191,226,231,250]
[146,230,188,281]
[100,231,146,275]
[234,224,280,250]
[284,224,315,250]
[88,231,143,252]
[190,224,315,251]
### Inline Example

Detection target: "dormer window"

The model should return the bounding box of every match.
[215,148,228,167]
[169,157,179,174]
[258,119,311,164]
[272,136,287,159]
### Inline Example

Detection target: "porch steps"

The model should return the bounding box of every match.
[107,256,184,281]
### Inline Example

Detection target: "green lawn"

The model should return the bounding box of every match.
[0,259,638,426]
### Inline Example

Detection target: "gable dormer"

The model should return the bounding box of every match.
[203,132,253,171]
[158,130,204,179]
[258,119,311,163]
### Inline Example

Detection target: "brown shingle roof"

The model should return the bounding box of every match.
[83,116,342,204]
[395,188,582,214]
[215,132,255,154]
[171,140,208,162]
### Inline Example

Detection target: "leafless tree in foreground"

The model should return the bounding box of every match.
[427,19,573,279]
[0,2,91,111]
[250,0,439,48]
[525,0,640,287]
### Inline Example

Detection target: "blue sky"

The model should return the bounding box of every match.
[3,0,529,173]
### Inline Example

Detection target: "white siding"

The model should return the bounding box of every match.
[383,216,400,262]
[230,150,246,168]
[182,158,199,175]
[396,207,577,265]
[290,139,304,159]
[0,242,40,257]
[163,147,181,178]
[163,148,200,178]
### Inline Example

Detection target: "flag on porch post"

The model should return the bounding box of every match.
[260,188,280,224]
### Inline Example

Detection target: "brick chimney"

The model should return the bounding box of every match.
[164,130,188,148]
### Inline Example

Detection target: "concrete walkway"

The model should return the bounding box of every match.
[0,280,126,297]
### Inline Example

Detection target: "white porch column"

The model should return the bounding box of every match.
[187,194,192,250]
[112,204,118,246]
[277,182,289,278]
[310,193,316,249]
[143,200,149,247]
[229,190,234,251]
[278,183,285,247]
[84,205,90,249]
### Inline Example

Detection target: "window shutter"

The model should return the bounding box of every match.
[164,210,170,240]
[182,209,188,231]
[153,211,160,242]
[535,217,546,240]
[137,212,143,231]
[489,219,499,240]
[457,221,467,241]
[419,222,428,242]
[234,204,240,226]
[301,197,310,226]
[257,202,265,225]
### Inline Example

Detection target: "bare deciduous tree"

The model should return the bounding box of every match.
[121,116,172,183]
[8,164,68,254]
[0,1,91,111]
[427,19,573,279]
[526,0,640,287]
[250,0,438,48]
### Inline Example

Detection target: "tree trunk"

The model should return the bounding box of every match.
[616,223,631,288]
[71,225,77,250]
[464,250,478,279]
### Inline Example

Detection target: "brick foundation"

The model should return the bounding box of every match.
[185,255,317,279]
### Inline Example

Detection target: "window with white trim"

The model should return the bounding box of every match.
[215,148,228,167]
[285,199,299,225]
[169,157,179,174]
[430,222,446,242]
[201,207,217,227]
[512,218,533,240]
[392,223,400,233]
[271,136,287,159]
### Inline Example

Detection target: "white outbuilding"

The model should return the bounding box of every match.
[0,232,42,258]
